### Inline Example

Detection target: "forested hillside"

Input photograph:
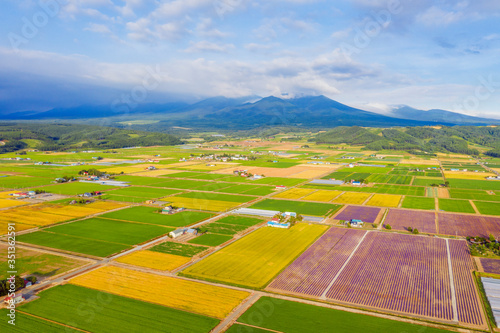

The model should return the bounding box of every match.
[0,123,181,153]
[314,126,500,156]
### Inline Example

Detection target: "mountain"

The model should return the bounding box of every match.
[3,95,498,129]
[388,105,500,125]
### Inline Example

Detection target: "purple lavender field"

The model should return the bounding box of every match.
[334,206,381,223]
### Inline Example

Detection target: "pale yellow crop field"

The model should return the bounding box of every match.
[182,223,327,288]
[0,221,34,235]
[366,194,402,207]
[85,201,125,210]
[273,188,316,199]
[71,266,250,319]
[98,166,146,174]
[0,191,23,199]
[0,210,68,226]
[115,250,191,271]
[288,169,332,179]
[166,197,241,212]
[0,199,25,209]
[444,171,495,180]
[302,190,342,202]
[333,192,371,205]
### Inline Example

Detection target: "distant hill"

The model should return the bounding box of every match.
[388,105,500,125]
[3,95,499,129]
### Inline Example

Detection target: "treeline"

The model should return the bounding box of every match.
[0,123,181,153]
[314,126,500,156]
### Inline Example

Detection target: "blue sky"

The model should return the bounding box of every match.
[1,0,499,117]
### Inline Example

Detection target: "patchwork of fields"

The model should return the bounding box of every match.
[1,142,499,332]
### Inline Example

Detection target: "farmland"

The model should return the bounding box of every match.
[70,266,250,318]
[249,199,341,216]
[114,250,191,271]
[101,206,213,227]
[19,284,220,332]
[365,194,402,207]
[2,133,500,332]
[438,213,500,238]
[233,297,450,333]
[18,218,173,257]
[384,209,437,233]
[182,223,327,288]
[334,206,381,223]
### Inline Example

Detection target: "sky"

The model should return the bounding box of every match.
[0,0,499,118]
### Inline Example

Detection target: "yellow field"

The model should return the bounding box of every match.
[273,188,315,199]
[0,199,25,208]
[85,201,125,210]
[98,166,146,174]
[115,250,191,271]
[302,190,342,202]
[288,169,333,179]
[165,197,241,212]
[182,223,327,288]
[444,171,495,180]
[333,192,371,205]
[0,202,120,231]
[366,194,402,207]
[0,191,21,199]
[70,266,250,318]
[0,221,34,235]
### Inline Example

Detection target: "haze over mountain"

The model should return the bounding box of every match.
[4,95,499,130]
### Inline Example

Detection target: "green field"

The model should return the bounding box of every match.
[249,199,341,216]
[20,284,220,332]
[0,246,86,279]
[438,199,476,214]
[203,222,248,235]
[0,176,53,189]
[174,191,256,203]
[150,241,208,257]
[216,215,263,226]
[101,206,213,227]
[18,231,130,257]
[215,184,275,196]
[251,177,306,186]
[39,182,118,195]
[447,179,500,191]
[0,309,80,332]
[114,175,159,185]
[401,196,436,210]
[474,201,500,216]
[449,188,500,202]
[234,297,450,333]
[153,179,212,189]
[104,186,180,199]
[188,233,233,246]
[18,217,173,256]
[412,177,444,187]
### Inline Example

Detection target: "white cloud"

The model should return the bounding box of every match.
[184,41,235,53]
[417,6,464,26]
[84,23,112,34]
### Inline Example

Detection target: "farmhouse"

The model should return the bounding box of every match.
[169,229,186,238]
[275,185,286,190]
[349,219,364,227]
[3,294,25,304]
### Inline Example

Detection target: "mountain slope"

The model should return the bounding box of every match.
[389,105,500,125]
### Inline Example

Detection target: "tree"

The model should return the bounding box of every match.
[412,228,419,235]
[385,224,392,230]
[407,227,413,232]
[490,234,496,242]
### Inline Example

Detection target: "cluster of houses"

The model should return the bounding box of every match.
[9,191,37,199]
[267,212,298,229]
[78,191,102,198]
[348,219,364,228]
[3,157,31,161]
[161,206,186,215]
